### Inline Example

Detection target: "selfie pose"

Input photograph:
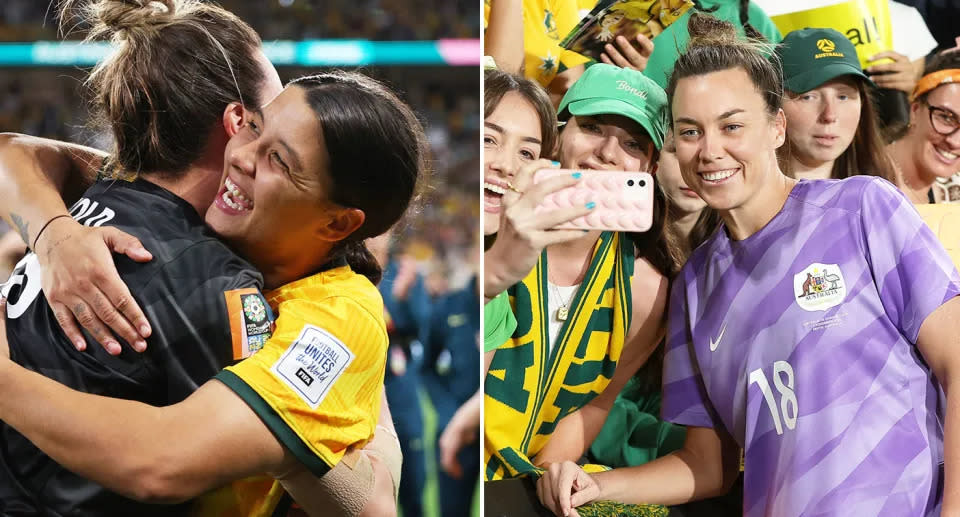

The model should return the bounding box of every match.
[539,14,960,517]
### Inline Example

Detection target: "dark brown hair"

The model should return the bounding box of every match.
[888,50,960,142]
[290,72,428,285]
[780,78,896,181]
[60,0,266,176]
[484,68,559,158]
[666,12,783,120]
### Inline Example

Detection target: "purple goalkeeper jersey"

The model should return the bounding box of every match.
[662,177,960,517]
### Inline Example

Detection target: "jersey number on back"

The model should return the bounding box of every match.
[748,360,797,435]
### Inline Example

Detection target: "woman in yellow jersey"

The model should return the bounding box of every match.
[0,73,425,516]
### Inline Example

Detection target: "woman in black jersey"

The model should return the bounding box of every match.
[0,1,420,515]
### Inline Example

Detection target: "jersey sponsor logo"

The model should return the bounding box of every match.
[709,322,727,352]
[794,263,846,312]
[224,288,274,360]
[271,324,355,409]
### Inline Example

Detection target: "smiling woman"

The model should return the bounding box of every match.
[0,71,426,516]
[888,51,960,204]
[536,13,960,517]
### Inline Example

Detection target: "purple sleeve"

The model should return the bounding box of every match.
[661,268,720,428]
[859,178,960,342]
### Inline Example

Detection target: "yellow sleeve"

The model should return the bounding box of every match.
[215,296,388,477]
[523,0,589,86]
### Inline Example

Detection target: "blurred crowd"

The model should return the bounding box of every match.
[0,0,480,41]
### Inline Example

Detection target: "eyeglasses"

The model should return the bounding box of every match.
[923,100,960,136]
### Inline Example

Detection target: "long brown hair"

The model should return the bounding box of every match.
[779,78,896,181]
[484,68,559,158]
[59,0,267,176]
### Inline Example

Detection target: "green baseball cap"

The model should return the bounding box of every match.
[777,28,874,93]
[557,63,668,150]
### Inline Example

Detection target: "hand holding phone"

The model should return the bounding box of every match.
[533,169,654,232]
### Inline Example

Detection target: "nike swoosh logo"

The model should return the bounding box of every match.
[709,323,727,352]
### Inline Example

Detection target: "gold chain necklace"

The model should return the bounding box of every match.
[549,279,577,321]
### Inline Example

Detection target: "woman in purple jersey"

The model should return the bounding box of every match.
[538,13,960,517]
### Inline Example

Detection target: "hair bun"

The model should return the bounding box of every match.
[98,0,175,33]
[686,11,739,48]
[59,0,179,39]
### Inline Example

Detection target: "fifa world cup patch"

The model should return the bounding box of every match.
[272,324,355,409]
[794,263,846,311]
[224,288,275,360]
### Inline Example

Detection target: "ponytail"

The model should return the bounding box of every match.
[343,240,383,286]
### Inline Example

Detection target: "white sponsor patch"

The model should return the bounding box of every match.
[793,263,846,312]
[271,324,355,409]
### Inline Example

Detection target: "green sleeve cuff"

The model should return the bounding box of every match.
[215,369,332,478]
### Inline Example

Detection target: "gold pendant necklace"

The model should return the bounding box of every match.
[549,281,575,321]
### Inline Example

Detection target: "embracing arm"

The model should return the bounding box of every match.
[533,259,668,466]
[0,352,397,515]
[0,359,284,503]
[0,133,104,246]
[0,133,152,351]
[916,296,960,517]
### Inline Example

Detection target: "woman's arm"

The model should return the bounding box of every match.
[0,358,284,502]
[0,306,396,514]
[916,296,960,517]
[0,133,153,352]
[538,425,740,516]
[533,260,668,465]
[484,0,524,74]
[0,133,103,243]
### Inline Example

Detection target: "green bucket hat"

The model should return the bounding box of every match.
[777,28,874,93]
[557,63,668,150]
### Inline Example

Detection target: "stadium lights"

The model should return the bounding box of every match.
[0,39,481,67]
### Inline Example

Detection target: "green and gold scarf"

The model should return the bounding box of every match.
[484,232,633,479]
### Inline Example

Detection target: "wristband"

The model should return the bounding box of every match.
[33,214,73,250]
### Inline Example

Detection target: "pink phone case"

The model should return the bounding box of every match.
[533,169,654,232]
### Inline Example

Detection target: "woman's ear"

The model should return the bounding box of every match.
[773,109,787,149]
[222,102,245,137]
[317,208,366,242]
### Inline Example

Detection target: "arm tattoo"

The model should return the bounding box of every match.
[10,212,29,245]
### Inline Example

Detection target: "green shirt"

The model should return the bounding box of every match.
[643,0,782,88]
[484,291,517,353]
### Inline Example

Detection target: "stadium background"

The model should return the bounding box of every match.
[0,1,481,515]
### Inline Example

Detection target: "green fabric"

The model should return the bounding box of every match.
[484,291,517,353]
[777,27,873,93]
[557,63,668,149]
[576,500,670,517]
[643,0,783,89]
[588,376,686,468]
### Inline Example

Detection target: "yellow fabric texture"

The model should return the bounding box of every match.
[195,266,388,516]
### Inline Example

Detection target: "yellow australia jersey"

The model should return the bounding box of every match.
[484,0,590,86]
[201,262,388,516]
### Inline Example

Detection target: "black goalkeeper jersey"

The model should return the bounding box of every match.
[0,178,268,517]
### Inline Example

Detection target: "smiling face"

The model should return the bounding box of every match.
[557,114,656,173]
[483,91,544,235]
[205,85,350,276]
[658,131,705,216]
[783,76,862,172]
[671,67,786,212]
[909,83,960,179]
